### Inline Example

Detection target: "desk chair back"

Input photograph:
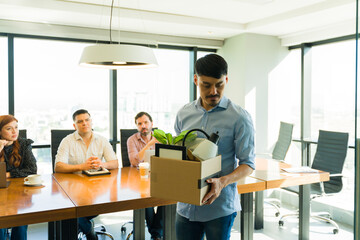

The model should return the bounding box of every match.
[19,129,27,139]
[272,122,294,160]
[311,130,349,194]
[120,129,138,167]
[51,129,75,173]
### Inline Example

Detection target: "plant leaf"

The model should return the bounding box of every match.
[166,133,173,145]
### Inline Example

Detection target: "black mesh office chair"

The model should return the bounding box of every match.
[120,129,138,168]
[265,122,294,216]
[278,130,349,234]
[50,129,114,240]
[19,129,27,139]
[119,129,138,239]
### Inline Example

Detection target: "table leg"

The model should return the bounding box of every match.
[299,184,310,240]
[240,192,253,240]
[133,208,145,240]
[254,191,264,229]
[60,218,77,240]
[163,204,176,240]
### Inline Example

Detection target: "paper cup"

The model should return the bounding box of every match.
[139,162,150,179]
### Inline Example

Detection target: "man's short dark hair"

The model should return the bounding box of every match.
[135,112,153,124]
[72,109,91,121]
[195,54,228,79]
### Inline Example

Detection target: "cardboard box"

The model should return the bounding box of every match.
[150,155,221,206]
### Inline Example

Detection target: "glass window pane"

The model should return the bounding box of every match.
[311,40,355,141]
[14,38,110,146]
[14,38,110,174]
[0,37,8,114]
[117,48,190,134]
[268,49,301,165]
[311,40,355,215]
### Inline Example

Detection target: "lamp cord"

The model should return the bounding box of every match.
[109,0,115,43]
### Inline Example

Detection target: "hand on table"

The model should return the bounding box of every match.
[84,156,102,170]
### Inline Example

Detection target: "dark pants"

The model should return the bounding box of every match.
[0,226,28,240]
[146,206,164,239]
[78,216,97,235]
[175,212,237,240]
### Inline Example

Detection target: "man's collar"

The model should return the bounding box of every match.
[74,131,95,140]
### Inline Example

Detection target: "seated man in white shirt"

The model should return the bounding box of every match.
[55,109,118,240]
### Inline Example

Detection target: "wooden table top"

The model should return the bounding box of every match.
[53,167,177,217]
[251,158,330,189]
[0,174,76,228]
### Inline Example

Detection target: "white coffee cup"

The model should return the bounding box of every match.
[139,162,150,179]
[191,139,218,161]
[24,174,42,185]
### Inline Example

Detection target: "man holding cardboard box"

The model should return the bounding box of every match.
[174,54,255,240]
[127,112,163,240]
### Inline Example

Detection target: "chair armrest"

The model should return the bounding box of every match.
[329,173,343,178]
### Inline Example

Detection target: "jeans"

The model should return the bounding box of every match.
[175,212,237,240]
[145,206,164,239]
[78,216,97,235]
[0,226,28,240]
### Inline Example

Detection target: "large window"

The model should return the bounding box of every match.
[268,49,301,165]
[310,40,356,211]
[14,38,109,144]
[0,37,8,114]
[117,48,190,134]
[14,38,109,173]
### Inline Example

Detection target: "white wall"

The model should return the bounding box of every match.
[217,33,289,154]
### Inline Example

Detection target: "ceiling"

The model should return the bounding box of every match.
[0,0,356,47]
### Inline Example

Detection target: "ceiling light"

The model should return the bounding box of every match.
[79,0,158,69]
[79,44,158,69]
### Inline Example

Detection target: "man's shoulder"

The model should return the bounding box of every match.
[61,132,76,143]
[127,132,139,143]
[177,100,197,114]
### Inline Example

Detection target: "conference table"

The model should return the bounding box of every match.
[0,174,75,229]
[251,158,330,240]
[0,159,328,240]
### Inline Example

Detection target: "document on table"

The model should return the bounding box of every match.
[281,166,319,173]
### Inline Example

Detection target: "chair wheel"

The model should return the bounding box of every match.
[275,212,280,217]
[279,220,284,226]
[333,229,339,234]
[121,226,126,233]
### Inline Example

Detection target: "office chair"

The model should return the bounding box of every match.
[50,129,114,240]
[119,129,138,238]
[278,130,349,234]
[120,129,138,168]
[264,122,294,217]
[19,129,27,139]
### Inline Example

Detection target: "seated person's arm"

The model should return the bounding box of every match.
[101,141,119,170]
[55,161,91,173]
[54,138,92,173]
[127,137,157,167]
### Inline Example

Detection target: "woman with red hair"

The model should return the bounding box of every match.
[0,115,37,240]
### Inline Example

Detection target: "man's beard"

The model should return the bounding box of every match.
[140,128,151,136]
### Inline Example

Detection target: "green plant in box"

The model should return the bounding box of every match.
[152,129,197,145]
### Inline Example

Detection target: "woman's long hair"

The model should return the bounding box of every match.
[0,115,21,167]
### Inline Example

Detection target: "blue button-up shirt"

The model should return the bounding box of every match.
[174,96,255,221]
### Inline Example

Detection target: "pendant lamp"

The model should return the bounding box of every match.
[79,1,158,69]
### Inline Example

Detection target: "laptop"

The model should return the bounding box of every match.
[0,161,10,188]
